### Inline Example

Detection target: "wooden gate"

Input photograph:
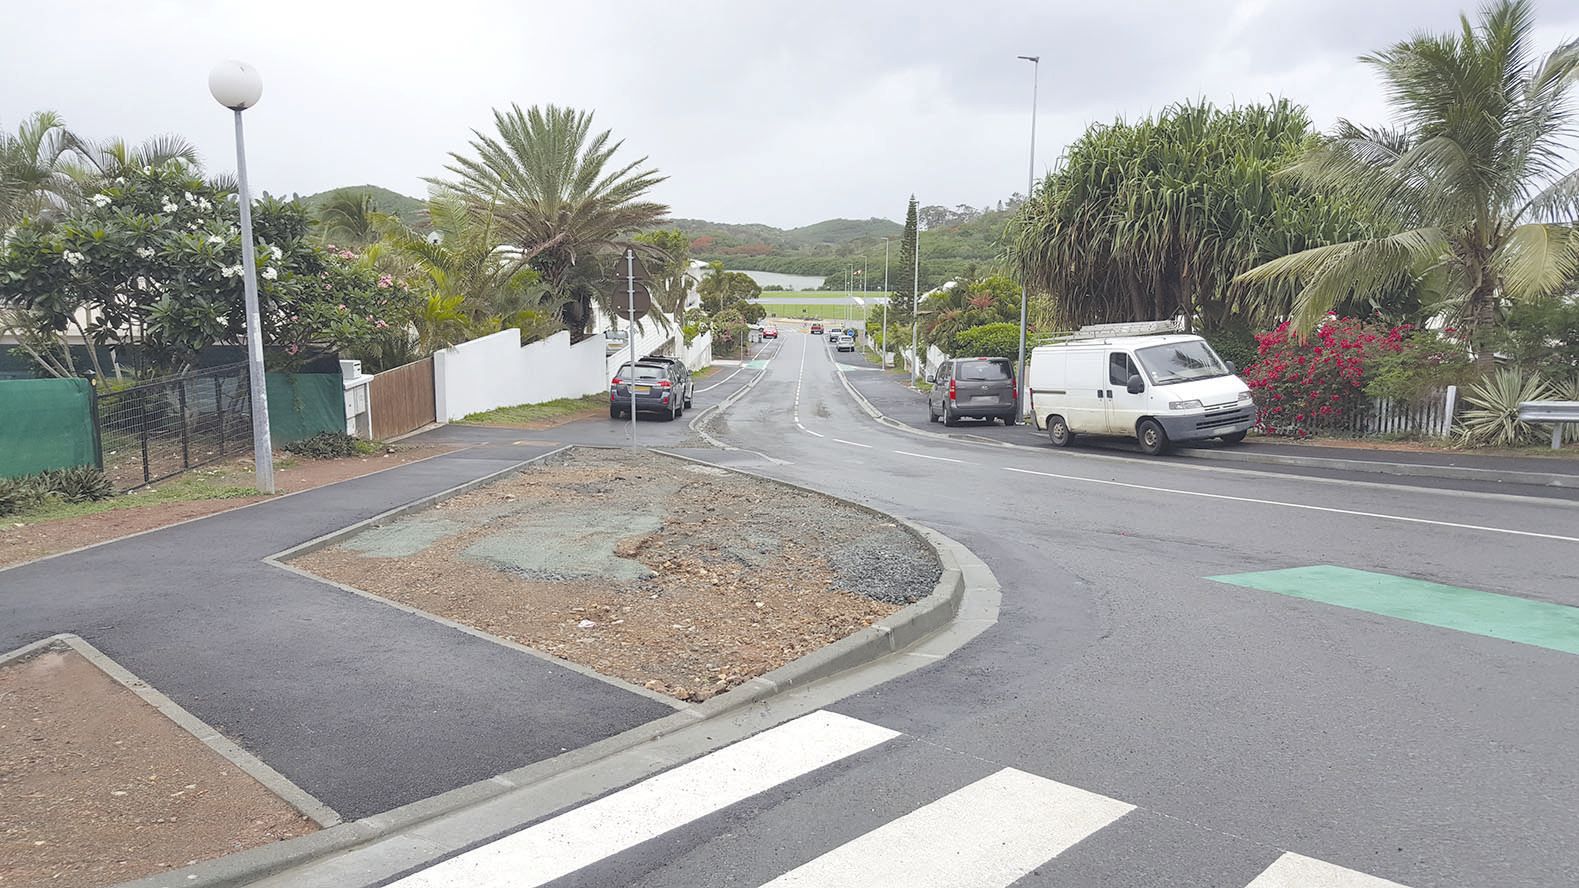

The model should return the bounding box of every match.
[368,356,435,439]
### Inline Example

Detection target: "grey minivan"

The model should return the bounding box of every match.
[927,357,1019,426]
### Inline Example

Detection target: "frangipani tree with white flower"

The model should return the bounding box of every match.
[0,161,414,379]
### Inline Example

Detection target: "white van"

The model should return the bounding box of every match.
[1028,334,1256,455]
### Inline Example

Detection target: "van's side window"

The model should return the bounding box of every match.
[938,363,950,380]
[1108,353,1139,386]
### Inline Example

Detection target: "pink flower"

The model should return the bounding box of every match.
[377,274,393,289]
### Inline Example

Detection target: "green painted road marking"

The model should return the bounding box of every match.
[745,359,769,370]
[1209,565,1579,656]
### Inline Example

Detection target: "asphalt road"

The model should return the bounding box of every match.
[0,359,771,821]
[533,330,1579,887]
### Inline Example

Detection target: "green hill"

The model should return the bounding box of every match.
[298,185,427,227]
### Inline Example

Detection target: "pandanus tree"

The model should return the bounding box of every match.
[1009,99,1390,333]
[435,104,669,335]
[1237,0,1579,365]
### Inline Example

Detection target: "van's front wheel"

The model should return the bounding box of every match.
[1047,415,1073,447]
[1219,431,1247,445]
[1137,418,1170,455]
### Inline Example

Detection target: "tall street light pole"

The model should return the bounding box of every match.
[911,223,921,385]
[1016,54,1040,418]
[881,237,890,363]
[209,60,274,494]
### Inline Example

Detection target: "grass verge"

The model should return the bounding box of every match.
[759,303,874,322]
[7,470,260,526]
[459,394,609,427]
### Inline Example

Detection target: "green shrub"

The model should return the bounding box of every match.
[1204,329,1258,372]
[1364,331,1478,404]
[0,466,116,516]
[953,323,1021,360]
[1456,368,1554,447]
[283,432,376,459]
[1490,295,1579,377]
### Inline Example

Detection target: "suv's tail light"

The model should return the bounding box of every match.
[658,379,672,388]
[611,377,623,385]
[948,378,957,401]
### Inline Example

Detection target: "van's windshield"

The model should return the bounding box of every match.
[1135,341,1230,385]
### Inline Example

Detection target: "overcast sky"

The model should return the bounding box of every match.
[5,1,1577,228]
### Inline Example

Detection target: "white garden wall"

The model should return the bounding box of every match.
[433,329,607,421]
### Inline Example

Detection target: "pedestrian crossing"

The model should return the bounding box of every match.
[389,710,1412,888]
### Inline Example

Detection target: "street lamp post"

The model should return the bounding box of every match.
[911,226,920,385]
[881,237,890,363]
[1016,54,1040,418]
[209,60,274,494]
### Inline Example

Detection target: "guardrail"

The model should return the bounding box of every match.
[1518,400,1579,450]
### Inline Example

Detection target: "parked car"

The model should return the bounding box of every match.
[927,357,1018,426]
[638,355,695,409]
[610,361,686,421]
[762,325,779,339]
[1027,334,1254,454]
[810,323,824,334]
[836,334,856,353]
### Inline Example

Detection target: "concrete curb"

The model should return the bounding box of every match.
[2,634,340,830]
[834,360,1578,490]
[117,447,994,888]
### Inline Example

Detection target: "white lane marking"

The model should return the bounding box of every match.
[893,449,966,464]
[1004,466,1579,543]
[390,711,898,888]
[801,427,825,438]
[833,438,873,448]
[1247,852,1412,887]
[760,768,1133,887]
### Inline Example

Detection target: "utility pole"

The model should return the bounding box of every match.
[911,225,921,385]
[881,236,890,363]
[1016,54,1040,416]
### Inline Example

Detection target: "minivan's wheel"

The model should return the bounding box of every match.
[1137,418,1170,455]
[1220,430,1247,445]
[1047,415,1072,447]
[943,406,959,427]
[928,404,939,423]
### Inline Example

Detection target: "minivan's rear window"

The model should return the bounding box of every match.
[956,361,1012,381]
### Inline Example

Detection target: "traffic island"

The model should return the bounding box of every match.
[0,636,324,888]
[288,448,942,702]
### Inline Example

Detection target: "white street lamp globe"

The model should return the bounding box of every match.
[209,60,263,110]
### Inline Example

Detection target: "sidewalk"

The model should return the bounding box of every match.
[1224,439,1579,477]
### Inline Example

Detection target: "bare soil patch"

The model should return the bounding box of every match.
[293,449,940,702]
[0,444,455,569]
[0,646,315,888]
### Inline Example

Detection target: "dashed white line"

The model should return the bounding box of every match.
[1004,466,1579,543]
[833,438,873,448]
[892,450,966,464]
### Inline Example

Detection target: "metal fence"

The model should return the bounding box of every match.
[95,363,253,489]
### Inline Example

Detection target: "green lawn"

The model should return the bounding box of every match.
[758,303,873,323]
[459,394,608,426]
[7,469,260,525]
[753,291,862,299]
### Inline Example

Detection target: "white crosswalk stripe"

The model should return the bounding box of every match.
[391,709,1416,888]
[1247,852,1412,887]
[759,767,1134,887]
[387,710,898,888]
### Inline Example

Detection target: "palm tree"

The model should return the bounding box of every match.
[1238,0,1579,365]
[371,193,566,350]
[64,133,200,182]
[435,104,668,334]
[315,189,380,246]
[0,111,76,228]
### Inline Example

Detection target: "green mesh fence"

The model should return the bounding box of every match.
[0,378,98,478]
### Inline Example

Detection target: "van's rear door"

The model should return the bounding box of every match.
[1063,349,1106,433]
[955,359,1015,408]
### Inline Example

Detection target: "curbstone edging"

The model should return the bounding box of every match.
[119,446,997,888]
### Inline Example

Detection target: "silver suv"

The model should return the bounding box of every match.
[927,357,1019,426]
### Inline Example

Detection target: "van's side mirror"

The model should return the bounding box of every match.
[1226,360,1238,374]
[925,374,935,384]
[1126,374,1145,395]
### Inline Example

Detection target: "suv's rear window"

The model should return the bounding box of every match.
[956,361,1011,381]
[618,364,667,380]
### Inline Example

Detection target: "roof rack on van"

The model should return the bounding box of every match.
[1033,318,1184,346]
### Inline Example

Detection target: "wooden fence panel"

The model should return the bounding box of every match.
[369,357,435,440]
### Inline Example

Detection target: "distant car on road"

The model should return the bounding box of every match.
[638,355,695,409]
[827,327,841,343]
[610,360,686,421]
[836,334,856,353]
[810,323,824,335]
[763,325,779,339]
[928,356,1019,426]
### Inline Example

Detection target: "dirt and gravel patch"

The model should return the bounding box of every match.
[0,444,456,569]
[293,449,941,702]
[0,645,315,888]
